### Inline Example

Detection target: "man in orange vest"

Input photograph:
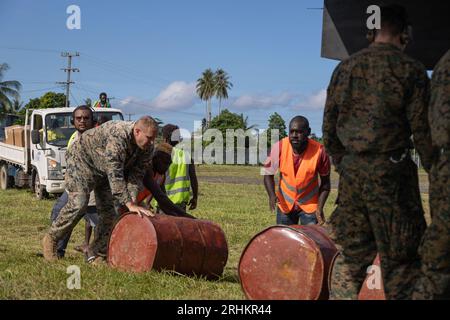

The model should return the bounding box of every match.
[264,116,331,225]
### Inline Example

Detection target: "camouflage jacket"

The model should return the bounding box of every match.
[429,49,450,149]
[76,121,153,205]
[323,42,433,171]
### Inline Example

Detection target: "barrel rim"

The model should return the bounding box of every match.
[327,250,341,299]
[107,212,158,272]
[238,224,325,300]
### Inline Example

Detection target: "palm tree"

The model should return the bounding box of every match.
[11,98,23,113]
[84,98,92,107]
[0,63,21,114]
[241,113,257,131]
[214,69,233,115]
[196,68,215,126]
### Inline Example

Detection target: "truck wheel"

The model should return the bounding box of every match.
[33,171,48,200]
[0,164,10,190]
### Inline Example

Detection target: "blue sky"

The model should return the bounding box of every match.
[1,0,339,135]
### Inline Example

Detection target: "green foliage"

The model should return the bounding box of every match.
[21,92,66,112]
[310,133,323,144]
[196,69,215,124]
[267,112,287,139]
[209,109,256,137]
[214,69,233,114]
[38,92,66,109]
[197,68,233,124]
[84,98,92,108]
[196,69,215,102]
[12,92,67,125]
[261,112,287,149]
[22,97,40,111]
[206,110,256,152]
[0,63,22,114]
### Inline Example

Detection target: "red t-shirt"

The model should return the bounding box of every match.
[264,140,331,177]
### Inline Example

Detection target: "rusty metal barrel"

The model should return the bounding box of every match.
[358,254,386,300]
[239,225,338,300]
[107,213,228,280]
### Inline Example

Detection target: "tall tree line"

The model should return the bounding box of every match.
[196,68,233,127]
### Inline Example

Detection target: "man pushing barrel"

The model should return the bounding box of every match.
[42,116,159,264]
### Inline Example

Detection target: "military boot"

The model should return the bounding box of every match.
[42,233,57,261]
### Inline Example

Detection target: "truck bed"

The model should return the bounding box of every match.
[0,142,27,168]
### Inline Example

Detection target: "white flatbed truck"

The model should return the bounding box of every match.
[0,107,124,199]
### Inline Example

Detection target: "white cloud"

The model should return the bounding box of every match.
[117,81,198,115]
[293,89,327,110]
[117,96,151,115]
[230,92,296,110]
[151,81,197,110]
[116,84,327,117]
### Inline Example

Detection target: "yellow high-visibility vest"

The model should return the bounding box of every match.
[165,148,191,204]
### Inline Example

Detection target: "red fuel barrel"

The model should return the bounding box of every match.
[107,213,228,280]
[239,225,338,300]
[358,254,386,300]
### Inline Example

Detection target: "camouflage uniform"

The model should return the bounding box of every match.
[322,43,433,300]
[413,50,450,300]
[48,121,153,257]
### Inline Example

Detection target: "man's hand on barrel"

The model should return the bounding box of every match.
[126,201,155,218]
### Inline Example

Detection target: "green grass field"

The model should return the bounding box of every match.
[0,165,430,299]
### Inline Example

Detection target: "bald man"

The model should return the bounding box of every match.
[42,116,158,263]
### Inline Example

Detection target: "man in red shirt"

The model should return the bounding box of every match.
[263,116,331,225]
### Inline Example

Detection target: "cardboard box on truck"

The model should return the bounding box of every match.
[4,130,14,145]
[4,125,26,147]
[4,126,16,145]
[13,127,25,147]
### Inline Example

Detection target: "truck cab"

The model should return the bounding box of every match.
[0,107,124,199]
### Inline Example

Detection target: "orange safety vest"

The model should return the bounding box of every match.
[276,137,322,214]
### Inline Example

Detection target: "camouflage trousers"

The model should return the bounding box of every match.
[328,153,426,300]
[48,143,118,257]
[413,151,450,299]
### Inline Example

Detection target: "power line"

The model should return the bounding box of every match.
[80,53,171,85]
[74,83,101,96]
[70,91,80,106]
[1,46,169,87]
[70,86,83,100]
[73,84,94,100]
[0,46,61,54]
[74,82,204,117]
[79,56,166,88]
[21,86,63,93]
[18,81,58,84]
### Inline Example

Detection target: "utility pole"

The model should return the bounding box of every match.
[125,113,135,121]
[57,52,79,108]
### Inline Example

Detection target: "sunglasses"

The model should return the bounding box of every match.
[75,116,91,121]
